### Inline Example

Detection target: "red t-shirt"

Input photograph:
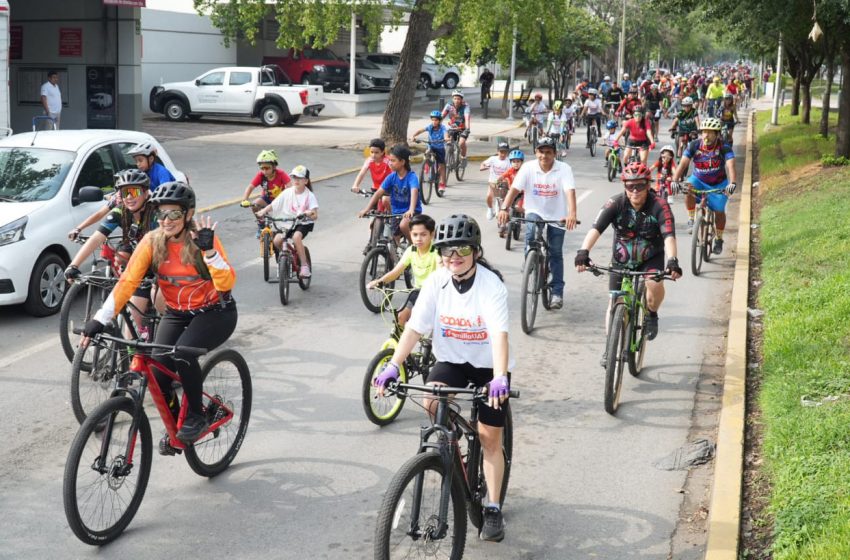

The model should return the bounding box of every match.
[624,118,651,142]
[365,157,392,190]
[250,168,291,200]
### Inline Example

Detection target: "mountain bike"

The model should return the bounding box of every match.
[721,123,735,146]
[446,128,466,182]
[265,215,313,306]
[523,110,543,151]
[359,211,413,313]
[513,217,565,334]
[63,332,251,545]
[413,138,440,204]
[687,186,726,276]
[361,287,435,426]
[585,116,599,157]
[589,265,672,414]
[607,145,623,182]
[373,382,518,559]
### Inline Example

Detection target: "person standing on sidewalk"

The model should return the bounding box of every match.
[40,70,62,129]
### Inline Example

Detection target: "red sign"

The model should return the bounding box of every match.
[10,26,21,60]
[102,0,146,5]
[59,28,82,57]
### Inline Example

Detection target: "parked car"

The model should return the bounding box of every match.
[349,56,393,92]
[262,48,349,92]
[0,130,186,316]
[363,52,461,90]
[363,53,400,75]
[149,65,324,126]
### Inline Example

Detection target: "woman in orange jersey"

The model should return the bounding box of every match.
[83,181,237,445]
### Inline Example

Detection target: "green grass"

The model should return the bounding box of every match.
[756,106,838,185]
[756,111,850,558]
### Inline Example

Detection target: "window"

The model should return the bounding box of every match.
[74,146,117,201]
[423,55,436,65]
[115,143,139,169]
[229,72,253,86]
[198,72,225,86]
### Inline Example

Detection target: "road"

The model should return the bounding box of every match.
[0,114,742,559]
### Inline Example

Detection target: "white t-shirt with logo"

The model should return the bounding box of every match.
[482,155,511,183]
[408,267,514,370]
[40,81,62,113]
[584,98,603,115]
[268,187,318,224]
[511,160,576,227]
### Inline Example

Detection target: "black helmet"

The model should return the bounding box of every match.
[434,214,481,249]
[536,136,557,151]
[149,181,195,210]
[114,169,151,189]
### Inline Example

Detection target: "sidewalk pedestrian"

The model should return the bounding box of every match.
[40,70,62,129]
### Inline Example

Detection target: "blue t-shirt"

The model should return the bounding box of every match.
[684,139,734,186]
[621,79,632,93]
[380,171,422,215]
[148,162,175,191]
[425,123,447,149]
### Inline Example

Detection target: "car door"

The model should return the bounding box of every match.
[193,71,226,112]
[67,144,119,252]
[223,70,255,113]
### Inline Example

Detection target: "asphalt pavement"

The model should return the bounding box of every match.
[0,108,742,559]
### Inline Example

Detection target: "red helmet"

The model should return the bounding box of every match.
[621,162,651,183]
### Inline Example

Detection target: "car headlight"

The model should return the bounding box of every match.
[0,216,27,247]
[358,73,374,86]
[313,65,326,72]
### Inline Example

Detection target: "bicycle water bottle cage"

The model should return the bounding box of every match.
[608,290,628,298]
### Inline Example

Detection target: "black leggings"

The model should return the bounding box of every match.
[153,303,238,414]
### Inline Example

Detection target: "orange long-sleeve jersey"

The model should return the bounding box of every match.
[94,233,236,322]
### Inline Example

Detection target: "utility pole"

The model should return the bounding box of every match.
[771,33,783,125]
[617,0,626,83]
[508,25,517,119]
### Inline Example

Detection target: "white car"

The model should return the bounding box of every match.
[363,53,461,90]
[0,130,185,316]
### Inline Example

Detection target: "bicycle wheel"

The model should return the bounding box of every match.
[374,452,467,560]
[504,223,513,250]
[455,154,466,182]
[60,280,110,368]
[419,160,432,206]
[360,247,393,313]
[184,349,252,477]
[63,397,152,545]
[703,213,716,263]
[278,254,290,305]
[627,288,649,377]
[565,130,571,150]
[262,232,271,282]
[604,304,628,414]
[690,212,705,276]
[361,348,409,426]
[70,332,128,424]
[607,155,617,182]
[540,256,552,310]
[520,250,540,334]
[589,127,597,157]
[530,126,539,151]
[445,147,455,180]
[298,247,312,290]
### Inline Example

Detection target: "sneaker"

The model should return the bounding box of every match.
[300,265,312,278]
[158,432,181,456]
[480,506,505,542]
[176,411,209,445]
[486,207,495,221]
[667,195,674,205]
[438,183,446,192]
[713,238,724,254]
[645,315,659,341]
[686,218,694,234]
[255,229,262,239]
[550,295,563,309]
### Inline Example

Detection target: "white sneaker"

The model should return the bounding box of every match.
[486,208,495,221]
[667,195,674,205]
[300,265,311,278]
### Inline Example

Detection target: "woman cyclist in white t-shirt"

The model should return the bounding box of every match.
[374,213,513,543]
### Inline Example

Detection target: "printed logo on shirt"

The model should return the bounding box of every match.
[532,182,559,198]
[439,314,489,343]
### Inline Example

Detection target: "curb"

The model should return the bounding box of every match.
[704,109,754,559]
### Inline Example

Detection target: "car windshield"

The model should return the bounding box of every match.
[304,48,338,61]
[354,58,380,70]
[0,148,75,202]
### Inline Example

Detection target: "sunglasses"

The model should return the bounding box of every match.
[156,209,186,221]
[439,245,475,258]
[120,186,144,199]
[624,182,649,192]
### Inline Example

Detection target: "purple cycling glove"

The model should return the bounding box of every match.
[488,375,510,400]
[374,362,400,388]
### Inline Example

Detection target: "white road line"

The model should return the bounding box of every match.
[0,338,56,370]
[577,189,593,204]
[238,258,261,271]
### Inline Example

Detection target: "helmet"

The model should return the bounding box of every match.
[588,88,598,95]
[497,141,510,151]
[564,96,574,103]
[629,86,638,93]
[452,89,464,98]
[290,165,309,178]
[553,100,563,111]
[256,149,278,164]
[149,181,195,210]
[623,73,630,78]
[682,96,694,105]
[534,92,543,99]
[604,75,611,81]
[621,162,651,182]
[508,149,525,161]
[713,75,721,82]
[606,119,617,129]
[650,83,658,90]
[632,106,645,115]
[127,142,156,158]
[114,169,151,189]
[434,214,482,249]
[659,145,676,157]
[430,110,442,119]
[700,117,722,131]
[723,92,734,99]
[536,136,557,151]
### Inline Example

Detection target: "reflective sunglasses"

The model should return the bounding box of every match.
[439,245,475,258]
[120,186,144,199]
[156,209,186,221]
[624,182,649,192]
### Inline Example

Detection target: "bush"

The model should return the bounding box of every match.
[820,154,850,167]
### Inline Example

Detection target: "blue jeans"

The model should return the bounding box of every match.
[525,213,566,297]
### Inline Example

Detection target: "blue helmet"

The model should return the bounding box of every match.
[430,110,442,119]
[508,149,525,161]
[606,119,617,129]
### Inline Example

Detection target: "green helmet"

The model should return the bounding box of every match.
[256,149,278,165]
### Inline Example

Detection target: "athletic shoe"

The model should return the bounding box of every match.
[645,315,659,341]
[255,229,262,239]
[486,208,495,221]
[300,265,312,278]
[713,239,724,254]
[550,295,563,309]
[480,506,505,542]
[686,219,694,234]
[176,411,209,445]
[667,195,674,205]
[438,183,446,192]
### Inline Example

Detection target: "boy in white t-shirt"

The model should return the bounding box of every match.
[479,141,512,221]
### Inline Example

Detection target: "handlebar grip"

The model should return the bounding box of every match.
[508,390,520,399]
[72,327,84,335]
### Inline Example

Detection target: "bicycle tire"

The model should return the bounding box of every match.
[360,247,393,313]
[604,304,628,414]
[455,156,466,182]
[607,156,617,182]
[530,126,539,151]
[298,247,312,290]
[589,127,597,157]
[690,212,705,276]
[520,250,540,334]
[184,349,252,477]
[627,286,648,377]
[63,396,152,545]
[60,280,110,369]
[279,254,291,305]
[703,213,716,263]
[504,223,513,250]
[361,348,409,426]
[445,146,455,180]
[540,256,552,311]
[565,131,571,150]
[374,452,467,560]
[262,232,271,282]
[512,217,521,240]
[419,160,432,206]
[70,332,128,424]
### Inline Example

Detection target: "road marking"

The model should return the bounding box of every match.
[577,189,593,204]
[238,258,261,271]
[0,338,56,370]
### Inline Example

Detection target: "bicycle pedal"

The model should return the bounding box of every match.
[158,435,182,456]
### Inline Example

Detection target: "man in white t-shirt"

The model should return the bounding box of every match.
[497,136,578,309]
[40,71,62,129]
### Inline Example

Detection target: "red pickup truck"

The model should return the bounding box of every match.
[263,48,349,92]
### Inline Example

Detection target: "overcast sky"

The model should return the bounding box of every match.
[146,0,198,14]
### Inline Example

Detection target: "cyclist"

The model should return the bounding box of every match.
[671,117,737,254]
[718,93,739,145]
[651,145,677,204]
[579,88,604,142]
[374,213,513,543]
[351,138,392,198]
[479,67,495,102]
[367,213,440,326]
[614,106,655,165]
[603,120,621,168]
[241,149,292,237]
[561,97,578,149]
[524,93,548,141]
[599,75,613,98]
[411,110,450,193]
[574,162,682,362]
[705,75,726,117]
[615,86,642,120]
[644,83,664,137]
[441,90,471,162]
[496,150,526,238]
[496,136,578,309]
[479,141,512,220]
[256,165,318,278]
[358,144,422,242]
[669,96,700,157]
[82,181,237,446]
[127,142,175,191]
[606,81,624,111]
[621,73,632,95]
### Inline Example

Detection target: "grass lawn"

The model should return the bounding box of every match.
[756,106,850,559]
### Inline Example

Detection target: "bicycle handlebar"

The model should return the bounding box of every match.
[388,381,520,400]
[73,328,207,357]
[510,217,581,225]
[360,211,407,219]
[588,264,673,281]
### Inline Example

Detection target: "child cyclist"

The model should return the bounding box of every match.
[367,214,440,326]
[603,119,621,168]
[479,141,512,220]
[495,150,525,238]
[256,165,318,278]
[358,144,422,242]
[241,149,292,237]
[651,145,677,204]
[351,138,392,203]
[127,142,176,191]
[411,111,450,193]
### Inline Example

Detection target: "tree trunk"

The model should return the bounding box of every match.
[801,82,812,124]
[820,56,835,138]
[501,78,511,117]
[835,50,850,158]
[791,74,801,116]
[380,1,437,146]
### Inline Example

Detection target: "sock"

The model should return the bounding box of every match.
[716,230,724,239]
[688,210,695,219]
[649,310,658,318]
[486,502,501,511]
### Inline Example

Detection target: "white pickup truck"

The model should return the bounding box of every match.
[149,65,324,126]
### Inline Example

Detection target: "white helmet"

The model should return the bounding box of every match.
[588,88,598,95]
[604,75,611,81]
[660,145,676,157]
[682,96,694,106]
[623,73,630,79]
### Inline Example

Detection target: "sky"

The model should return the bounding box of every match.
[145,0,198,13]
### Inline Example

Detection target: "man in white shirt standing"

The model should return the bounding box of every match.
[497,136,578,309]
[40,70,62,129]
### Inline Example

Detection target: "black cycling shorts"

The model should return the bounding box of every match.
[608,253,665,291]
[627,139,650,149]
[404,289,420,309]
[426,361,506,427]
[284,223,314,240]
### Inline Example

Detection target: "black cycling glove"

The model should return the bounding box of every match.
[575,249,591,267]
[64,264,81,281]
[666,257,682,276]
[83,319,105,338]
[193,228,215,251]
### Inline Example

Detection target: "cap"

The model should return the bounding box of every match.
[290,165,309,178]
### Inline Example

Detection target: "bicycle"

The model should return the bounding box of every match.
[523,110,543,151]
[362,287,435,426]
[373,382,518,559]
[445,128,467,182]
[269,215,313,306]
[589,264,672,414]
[512,217,567,334]
[359,211,413,313]
[63,331,251,545]
[585,115,599,157]
[607,144,623,182]
[686,186,725,276]
[721,123,735,146]
[413,138,441,204]
[672,129,698,158]
[502,191,524,251]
